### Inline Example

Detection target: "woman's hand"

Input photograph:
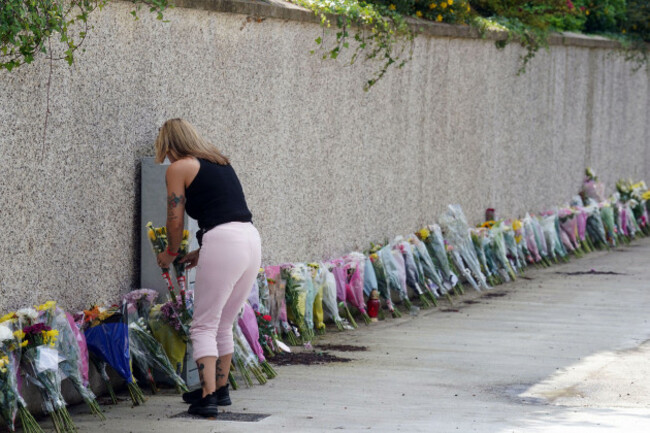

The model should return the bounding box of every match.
[179,249,200,269]
[157,251,176,269]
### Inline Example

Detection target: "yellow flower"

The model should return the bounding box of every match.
[0,312,16,323]
[622,29,626,34]
[642,191,650,201]
[148,228,156,241]
[35,301,56,312]
[13,330,25,341]
[20,340,28,348]
[448,0,453,4]
[512,219,523,232]
[441,2,447,9]
[418,228,431,240]
[437,14,443,21]
[43,329,59,346]
[429,2,437,8]
[389,4,396,10]
[585,10,589,15]
[416,10,423,17]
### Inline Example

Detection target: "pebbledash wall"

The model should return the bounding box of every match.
[0,0,649,313]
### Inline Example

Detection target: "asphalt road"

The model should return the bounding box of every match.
[65,237,650,433]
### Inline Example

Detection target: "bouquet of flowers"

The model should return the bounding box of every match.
[584,200,608,249]
[84,305,145,406]
[281,264,312,343]
[128,316,189,393]
[377,245,413,308]
[316,264,347,330]
[159,290,193,339]
[489,224,517,281]
[145,223,192,323]
[298,264,319,339]
[368,251,401,317]
[470,229,498,285]
[421,225,461,295]
[599,203,618,247]
[330,261,359,328]
[238,304,278,379]
[232,323,267,386]
[342,253,372,323]
[308,264,327,334]
[265,266,295,343]
[582,167,606,202]
[395,239,433,307]
[0,322,43,433]
[409,232,448,303]
[50,308,104,420]
[19,314,76,433]
[256,268,271,315]
[439,205,489,291]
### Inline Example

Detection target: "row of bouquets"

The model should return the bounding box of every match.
[249,171,650,345]
[1,170,648,432]
[0,289,278,433]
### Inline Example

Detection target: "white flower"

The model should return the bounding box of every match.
[0,325,13,342]
[16,308,38,320]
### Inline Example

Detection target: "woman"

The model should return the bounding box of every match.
[154,118,261,418]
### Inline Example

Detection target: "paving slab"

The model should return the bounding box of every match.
[60,238,650,433]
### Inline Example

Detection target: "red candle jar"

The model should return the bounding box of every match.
[367,290,380,321]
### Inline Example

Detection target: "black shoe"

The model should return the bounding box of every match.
[188,392,219,418]
[183,385,231,406]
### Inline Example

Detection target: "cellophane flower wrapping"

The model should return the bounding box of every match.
[84,307,135,384]
[247,279,261,313]
[318,265,345,327]
[159,290,193,339]
[309,265,327,332]
[599,203,617,246]
[368,253,398,314]
[582,179,606,202]
[232,323,266,386]
[541,215,561,261]
[426,224,457,291]
[297,264,317,340]
[128,315,188,392]
[148,305,187,375]
[343,253,369,316]
[363,257,378,297]
[21,323,74,431]
[265,266,291,336]
[238,303,266,364]
[501,223,523,271]
[439,205,489,290]
[584,200,608,247]
[409,234,444,297]
[490,225,517,280]
[470,229,493,280]
[378,245,410,301]
[0,324,22,432]
[395,239,430,303]
[558,208,581,252]
[256,269,271,315]
[530,215,550,260]
[522,215,542,263]
[51,308,104,419]
[282,265,309,340]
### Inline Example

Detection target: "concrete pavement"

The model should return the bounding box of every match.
[65,238,650,433]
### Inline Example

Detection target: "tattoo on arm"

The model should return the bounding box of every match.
[167,192,186,221]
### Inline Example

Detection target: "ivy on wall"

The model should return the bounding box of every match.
[0,0,170,71]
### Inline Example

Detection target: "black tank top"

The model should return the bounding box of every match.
[184,158,253,245]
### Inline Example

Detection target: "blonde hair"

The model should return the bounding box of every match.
[154,118,230,165]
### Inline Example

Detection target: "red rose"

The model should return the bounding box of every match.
[262,315,272,321]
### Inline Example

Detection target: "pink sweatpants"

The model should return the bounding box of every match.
[191,222,262,361]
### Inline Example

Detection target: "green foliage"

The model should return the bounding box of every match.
[470,0,587,73]
[0,0,171,71]
[583,0,626,34]
[291,0,416,90]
